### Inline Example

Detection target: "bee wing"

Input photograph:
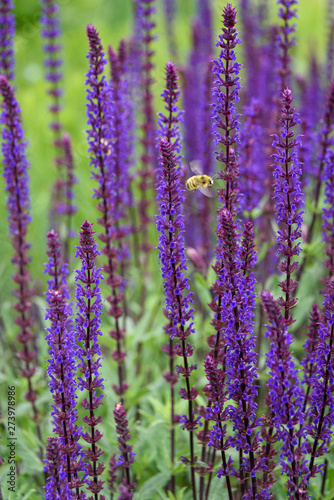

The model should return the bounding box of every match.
[198,184,216,198]
[189,160,203,175]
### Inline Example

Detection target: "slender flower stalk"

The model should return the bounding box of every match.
[271,88,304,326]
[0,0,15,82]
[40,0,66,231]
[40,0,64,153]
[212,3,242,213]
[300,303,321,416]
[261,291,305,498]
[85,24,128,399]
[321,150,334,294]
[0,75,42,439]
[157,60,183,495]
[137,0,156,248]
[44,437,62,499]
[60,132,77,266]
[113,403,136,498]
[75,221,105,498]
[44,238,86,498]
[156,138,198,500]
[277,0,298,92]
[163,0,177,58]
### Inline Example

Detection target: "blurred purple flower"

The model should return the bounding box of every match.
[113,403,136,499]
[0,0,15,81]
[277,0,298,91]
[75,220,105,496]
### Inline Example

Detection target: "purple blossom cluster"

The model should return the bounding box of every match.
[44,238,86,498]
[75,221,105,498]
[212,3,241,212]
[0,0,15,81]
[85,25,128,398]
[271,88,304,325]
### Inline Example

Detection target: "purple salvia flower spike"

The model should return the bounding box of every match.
[75,221,105,497]
[137,0,156,250]
[44,231,86,498]
[212,3,242,213]
[163,0,177,58]
[321,150,334,295]
[271,88,304,326]
[300,303,321,416]
[213,210,260,497]
[40,0,67,232]
[44,437,62,499]
[157,59,183,496]
[277,0,298,92]
[302,283,334,488]
[157,60,183,162]
[261,290,306,498]
[113,403,136,498]
[85,25,128,400]
[40,0,64,147]
[203,354,233,498]
[61,132,77,266]
[0,0,15,82]
[0,76,45,451]
[156,138,198,500]
[44,229,69,302]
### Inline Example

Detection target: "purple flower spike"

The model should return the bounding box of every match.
[137,0,156,246]
[0,75,39,403]
[277,0,298,91]
[261,290,306,498]
[44,229,69,302]
[157,60,183,164]
[44,286,86,499]
[0,0,15,81]
[301,303,321,413]
[75,221,105,497]
[86,25,128,399]
[212,3,242,212]
[40,0,63,143]
[271,88,304,326]
[113,403,136,498]
[156,138,198,494]
[322,150,334,294]
[303,283,334,486]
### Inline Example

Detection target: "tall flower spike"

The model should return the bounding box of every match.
[44,285,86,499]
[0,76,41,418]
[44,229,69,302]
[261,290,305,498]
[0,0,15,81]
[40,0,67,232]
[85,25,128,399]
[214,210,260,498]
[113,403,136,498]
[156,138,198,500]
[271,88,304,326]
[137,0,156,248]
[60,132,77,265]
[75,221,105,498]
[277,0,298,92]
[212,3,241,213]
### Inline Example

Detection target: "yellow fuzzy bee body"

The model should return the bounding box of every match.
[185,161,215,197]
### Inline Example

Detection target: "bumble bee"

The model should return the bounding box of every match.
[186,160,215,197]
